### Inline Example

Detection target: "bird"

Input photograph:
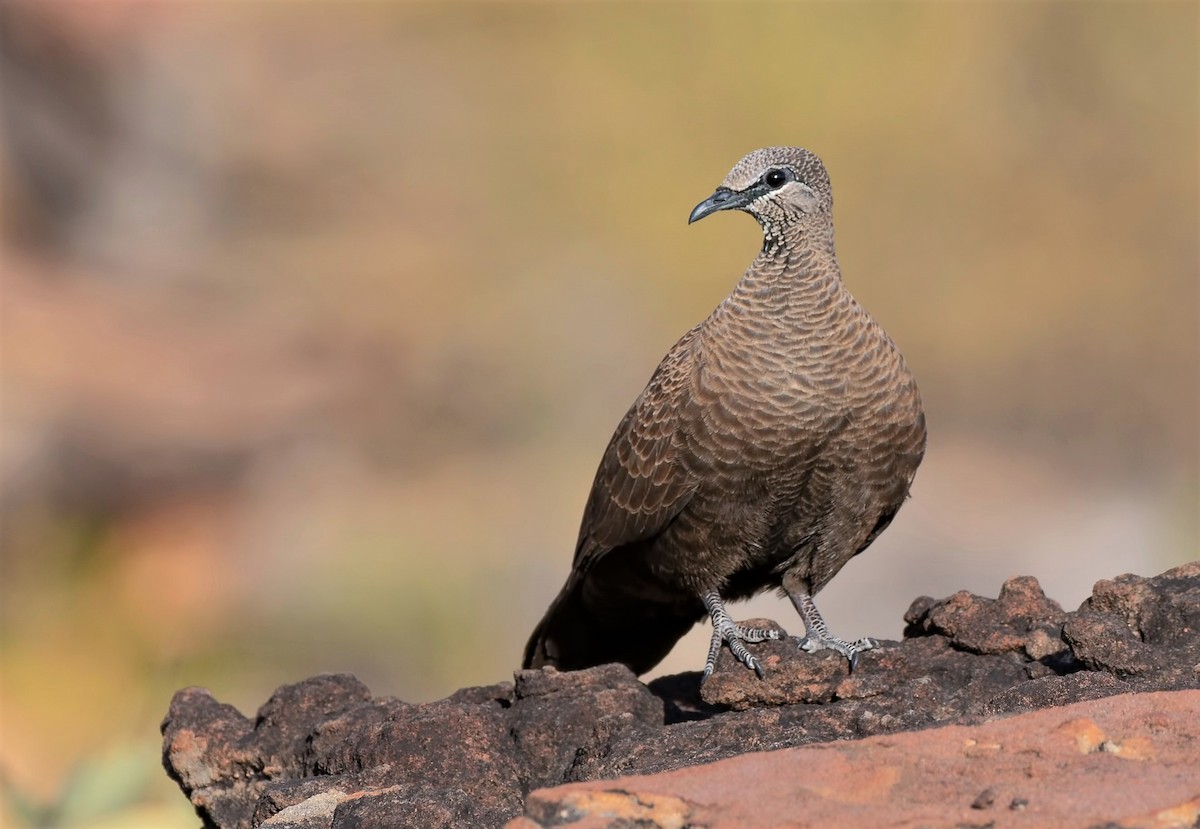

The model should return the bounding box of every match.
[523,147,926,681]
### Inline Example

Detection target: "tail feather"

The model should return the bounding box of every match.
[523,570,701,676]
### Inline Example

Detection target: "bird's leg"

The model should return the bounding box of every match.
[701,590,782,682]
[787,588,878,671]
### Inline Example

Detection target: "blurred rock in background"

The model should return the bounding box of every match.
[0,3,1195,827]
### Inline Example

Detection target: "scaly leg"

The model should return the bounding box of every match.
[787,589,878,671]
[701,590,781,682]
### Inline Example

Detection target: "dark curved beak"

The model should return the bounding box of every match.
[688,187,751,224]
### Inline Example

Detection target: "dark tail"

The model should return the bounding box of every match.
[522,566,702,676]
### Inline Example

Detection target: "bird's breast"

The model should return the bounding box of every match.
[686,316,919,470]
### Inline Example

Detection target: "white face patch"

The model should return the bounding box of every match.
[756,181,821,216]
[791,182,820,213]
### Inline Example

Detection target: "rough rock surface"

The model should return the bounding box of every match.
[162,563,1200,829]
[514,690,1200,829]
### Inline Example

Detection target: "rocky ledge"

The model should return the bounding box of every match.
[162,563,1199,829]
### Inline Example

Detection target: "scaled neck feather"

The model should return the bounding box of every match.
[724,219,846,319]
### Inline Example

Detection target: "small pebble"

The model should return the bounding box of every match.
[970,788,996,810]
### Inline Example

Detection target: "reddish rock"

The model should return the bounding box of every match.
[161,564,1200,829]
[1064,562,1200,686]
[905,574,1070,659]
[515,690,1200,829]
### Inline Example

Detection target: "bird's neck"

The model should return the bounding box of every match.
[722,222,849,323]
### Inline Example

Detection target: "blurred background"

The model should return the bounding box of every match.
[0,2,1196,826]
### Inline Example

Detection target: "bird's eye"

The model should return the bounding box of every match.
[764,169,789,189]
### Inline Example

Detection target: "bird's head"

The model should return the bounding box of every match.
[688,147,833,233]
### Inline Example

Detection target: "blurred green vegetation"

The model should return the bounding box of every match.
[0,2,1196,827]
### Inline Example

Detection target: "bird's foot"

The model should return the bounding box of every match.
[789,589,878,672]
[797,632,879,672]
[701,591,782,682]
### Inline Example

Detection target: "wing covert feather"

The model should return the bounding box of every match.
[572,330,700,567]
